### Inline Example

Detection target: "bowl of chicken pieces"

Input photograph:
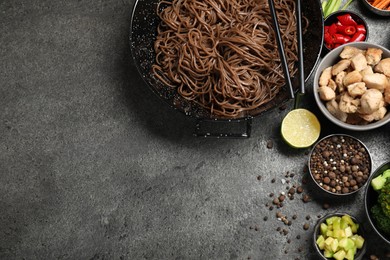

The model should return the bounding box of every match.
[313,42,390,130]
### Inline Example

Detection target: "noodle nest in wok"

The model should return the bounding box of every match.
[152,0,305,118]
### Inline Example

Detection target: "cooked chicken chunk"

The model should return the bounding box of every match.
[343,70,363,86]
[351,53,368,71]
[374,58,390,77]
[332,59,351,76]
[360,66,374,77]
[318,86,336,101]
[366,48,383,66]
[326,99,348,122]
[359,89,384,114]
[328,78,337,91]
[339,93,360,113]
[319,66,332,86]
[385,85,390,104]
[363,73,389,92]
[359,107,387,122]
[347,82,366,98]
[335,71,347,92]
[339,46,365,59]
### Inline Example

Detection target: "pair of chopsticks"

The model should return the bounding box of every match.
[268,0,304,100]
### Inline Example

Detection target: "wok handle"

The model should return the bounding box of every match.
[194,117,253,138]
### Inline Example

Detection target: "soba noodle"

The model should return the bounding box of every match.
[152,0,307,118]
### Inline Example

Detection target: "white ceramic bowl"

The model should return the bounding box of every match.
[313,42,390,131]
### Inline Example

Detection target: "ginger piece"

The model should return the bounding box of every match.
[318,86,336,101]
[363,73,389,92]
[332,59,351,76]
[347,82,366,98]
[343,70,363,86]
[319,66,332,86]
[339,93,360,114]
[359,107,387,122]
[351,53,368,71]
[374,58,390,77]
[359,89,384,114]
[326,99,348,122]
[339,46,365,59]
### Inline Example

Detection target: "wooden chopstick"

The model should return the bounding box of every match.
[267,0,295,99]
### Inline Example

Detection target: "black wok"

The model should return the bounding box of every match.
[129,0,324,137]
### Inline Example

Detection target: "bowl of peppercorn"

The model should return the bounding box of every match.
[308,134,372,197]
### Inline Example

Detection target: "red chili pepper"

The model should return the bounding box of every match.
[337,14,358,27]
[326,42,334,50]
[350,32,366,42]
[333,34,351,44]
[337,25,356,36]
[355,24,366,34]
[324,32,334,44]
[328,23,338,35]
[324,25,329,33]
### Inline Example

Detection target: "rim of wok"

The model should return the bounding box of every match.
[129,0,324,120]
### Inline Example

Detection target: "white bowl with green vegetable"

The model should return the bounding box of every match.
[313,213,366,260]
[364,161,390,246]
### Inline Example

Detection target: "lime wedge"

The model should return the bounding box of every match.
[281,108,321,148]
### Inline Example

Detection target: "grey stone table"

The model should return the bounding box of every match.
[1,0,389,259]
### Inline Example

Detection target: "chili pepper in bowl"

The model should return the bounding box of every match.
[350,32,366,42]
[323,11,368,52]
[337,13,358,26]
[336,24,356,35]
[356,24,367,34]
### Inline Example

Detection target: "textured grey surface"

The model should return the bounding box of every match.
[0,0,389,259]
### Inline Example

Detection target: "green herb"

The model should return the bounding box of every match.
[322,0,355,18]
[322,0,328,10]
[323,0,342,18]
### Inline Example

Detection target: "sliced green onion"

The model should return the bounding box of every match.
[332,0,343,13]
[323,0,353,18]
[322,0,328,11]
[324,0,342,17]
